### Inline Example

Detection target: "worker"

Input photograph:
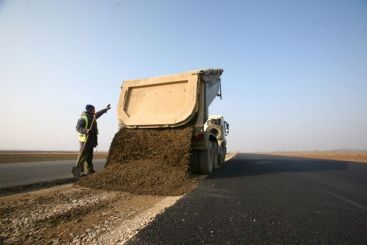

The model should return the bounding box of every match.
[75,104,111,176]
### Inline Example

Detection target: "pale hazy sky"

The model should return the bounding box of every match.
[1,0,366,152]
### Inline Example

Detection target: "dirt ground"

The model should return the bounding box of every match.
[0,152,108,164]
[267,152,367,163]
[78,127,199,196]
[0,184,181,244]
[0,153,235,244]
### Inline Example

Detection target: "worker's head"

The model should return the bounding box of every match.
[85,104,95,115]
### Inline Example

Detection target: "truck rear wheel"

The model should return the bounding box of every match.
[199,142,214,174]
[189,150,200,174]
[213,141,220,169]
[219,145,226,165]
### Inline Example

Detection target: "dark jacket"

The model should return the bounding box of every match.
[76,109,108,147]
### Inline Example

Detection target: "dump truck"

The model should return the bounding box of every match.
[204,115,230,168]
[117,68,228,174]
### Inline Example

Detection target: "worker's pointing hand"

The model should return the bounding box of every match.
[106,104,111,110]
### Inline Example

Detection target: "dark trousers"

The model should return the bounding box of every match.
[77,142,94,174]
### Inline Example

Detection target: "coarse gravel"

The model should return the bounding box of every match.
[78,127,199,195]
[0,184,170,244]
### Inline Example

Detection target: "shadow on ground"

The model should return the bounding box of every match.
[208,153,349,179]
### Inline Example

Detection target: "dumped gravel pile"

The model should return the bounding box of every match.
[78,127,198,195]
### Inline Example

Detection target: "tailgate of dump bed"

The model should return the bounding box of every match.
[118,71,200,128]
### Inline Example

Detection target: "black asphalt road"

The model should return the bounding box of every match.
[0,160,105,188]
[129,153,367,245]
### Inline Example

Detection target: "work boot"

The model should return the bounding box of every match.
[89,169,96,174]
[72,166,82,178]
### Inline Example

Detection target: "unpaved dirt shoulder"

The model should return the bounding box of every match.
[0,177,76,197]
[0,184,175,244]
[97,196,181,244]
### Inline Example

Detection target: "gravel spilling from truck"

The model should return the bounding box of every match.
[77,127,199,195]
[78,69,225,195]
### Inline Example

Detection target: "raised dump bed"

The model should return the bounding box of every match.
[118,69,223,129]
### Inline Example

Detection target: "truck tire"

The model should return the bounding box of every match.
[189,150,200,174]
[223,145,227,160]
[219,145,226,165]
[213,141,220,169]
[218,147,224,166]
[199,142,214,174]
[206,125,222,140]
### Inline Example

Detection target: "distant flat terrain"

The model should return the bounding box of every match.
[0,151,108,163]
[2,151,366,164]
[267,151,367,163]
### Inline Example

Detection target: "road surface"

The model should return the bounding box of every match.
[129,153,367,244]
[0,160,105,188]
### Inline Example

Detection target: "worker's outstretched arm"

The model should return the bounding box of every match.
[95,104,111,119]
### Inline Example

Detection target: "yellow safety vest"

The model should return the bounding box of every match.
[78,115,88,142]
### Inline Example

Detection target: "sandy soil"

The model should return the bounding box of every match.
[0,152,108,164]
[267,152,367,163]
[0,184,180,244]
